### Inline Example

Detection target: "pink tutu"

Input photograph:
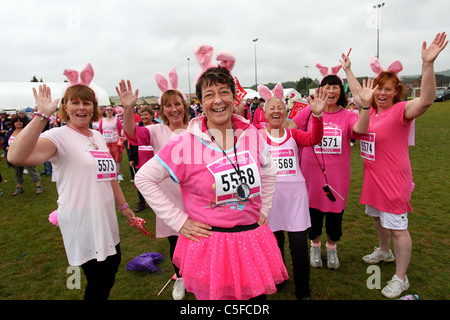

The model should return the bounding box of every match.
[173,224,289,300]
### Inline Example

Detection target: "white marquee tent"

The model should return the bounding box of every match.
[0,82,111,112]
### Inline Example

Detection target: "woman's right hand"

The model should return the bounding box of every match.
[340,52,352,71]
[307,87,328,116]
[358,78,378,108]
[32,85,60,117]
[179,218,212,242]
[116,80,139,111]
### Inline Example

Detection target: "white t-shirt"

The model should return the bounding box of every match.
[41,125,120,266]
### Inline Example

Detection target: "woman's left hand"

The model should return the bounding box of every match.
[422,32,448,64]
[258,213,268,226]
[122,208,135,226]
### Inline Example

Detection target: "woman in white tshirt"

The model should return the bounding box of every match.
[7,81,135,300]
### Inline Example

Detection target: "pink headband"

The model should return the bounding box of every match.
[63,63,94,87]
[257,82,284,101]
[369,55,403,80]
[257,82,286,110]
[154,67,186,104]
[193,44,236,82]
[62,63,97,99]
[316,63,343,83]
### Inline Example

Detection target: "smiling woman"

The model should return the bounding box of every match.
[133,64,288,300]
[6,63,135,301]
[288,62,376,271]
[116,76,190,300]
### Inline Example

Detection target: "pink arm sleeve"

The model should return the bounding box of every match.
[125,125,151,146]
[291,116,324,147]
[259,150,278,217]
[134,157,188,232]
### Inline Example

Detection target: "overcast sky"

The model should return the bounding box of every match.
[0,0,448,97]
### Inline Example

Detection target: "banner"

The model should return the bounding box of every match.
[288,101,308,119]
[234,76,247,106]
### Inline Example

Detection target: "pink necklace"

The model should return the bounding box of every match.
[67,124,98,150]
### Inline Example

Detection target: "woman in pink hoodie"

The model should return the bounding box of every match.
[134,66,288,300]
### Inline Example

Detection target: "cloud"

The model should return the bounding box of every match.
[0,0,448,98]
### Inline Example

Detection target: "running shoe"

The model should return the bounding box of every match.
[381,274,410,299]
[363,247,395,264]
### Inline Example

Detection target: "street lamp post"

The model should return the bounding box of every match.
[187,57,192,103]
[253,38,258,87]
[305,65,309,96]
[373,2,385,59]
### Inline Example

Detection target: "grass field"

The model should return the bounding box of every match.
[0,101,448,301]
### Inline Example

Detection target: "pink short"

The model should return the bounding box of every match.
[106,142,123,162]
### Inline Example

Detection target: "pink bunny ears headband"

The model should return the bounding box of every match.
[154,67,186,104]
[257,82,286,109]
[369,55,403,80]
[194,44,236,82]
[62,63,97,98]
[316,63,343,83]
[63,63,95,87]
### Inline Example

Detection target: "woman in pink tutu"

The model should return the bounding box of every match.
[134,66,288,300]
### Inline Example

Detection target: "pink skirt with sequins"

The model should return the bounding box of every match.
[173,224,289,300]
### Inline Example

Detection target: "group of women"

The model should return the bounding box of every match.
[6,32,447,300]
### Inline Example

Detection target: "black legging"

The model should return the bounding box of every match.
[81,244,121,300]
[168,236,181,278]
[273,230,310,299]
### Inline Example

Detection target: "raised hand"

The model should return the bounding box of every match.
[339,52,352,71]
[307,87,328,116]
[422,32,448,64]
[32,85,59,116]
[358,78,378,108]
[115,80,139,110]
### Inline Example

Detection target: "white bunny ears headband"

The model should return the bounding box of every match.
[154,67,186,104]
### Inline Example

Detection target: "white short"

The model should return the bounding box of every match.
[365,205,408,230]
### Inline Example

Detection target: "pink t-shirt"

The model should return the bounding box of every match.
[253,107,268,129]
[99,117,123,143]
[356,102,413,214]
[293,105,359,213]
[40,126,120,265]
[154,116,271,228]
[127,123,185,237]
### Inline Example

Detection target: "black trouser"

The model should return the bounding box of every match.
[81,244,121,300]
[273,230,310,299]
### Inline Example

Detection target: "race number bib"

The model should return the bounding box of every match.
[89,150,117,181]
[207,151,261,204]
[138,145,154,152]
[269,148,297,176]
[315,128,342,154]
[103,130,114,143]
[360,133,375,161]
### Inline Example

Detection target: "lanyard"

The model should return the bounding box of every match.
[206,124,242,181]
[206,123,250,201]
